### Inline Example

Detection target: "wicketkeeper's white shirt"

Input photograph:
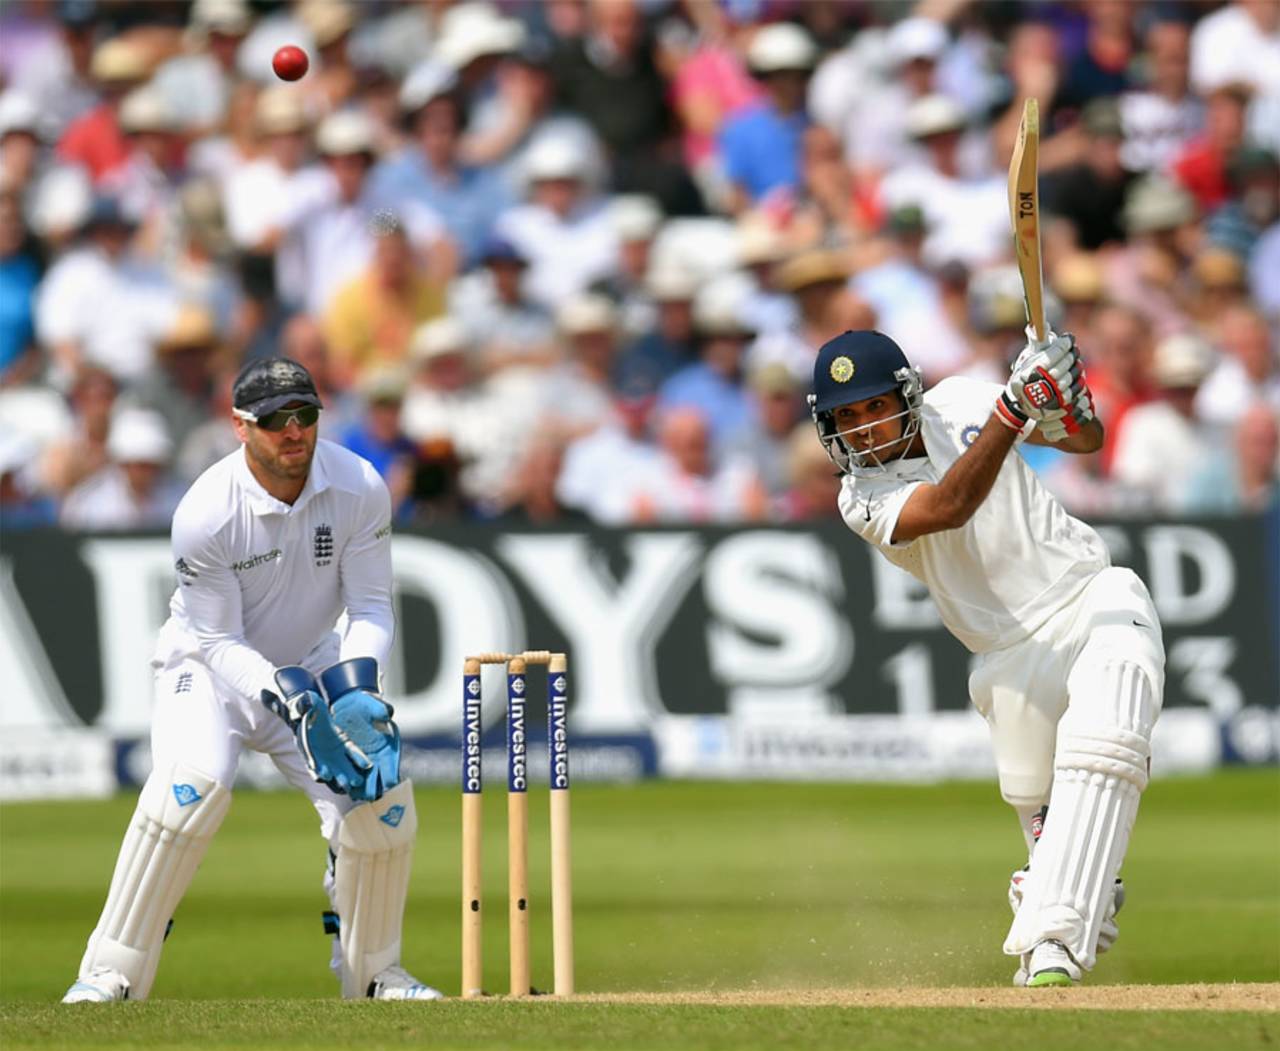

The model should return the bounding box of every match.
[153,439,395,702]
[838,376,1110,654]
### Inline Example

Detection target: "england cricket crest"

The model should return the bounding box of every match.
[313,524,333,567]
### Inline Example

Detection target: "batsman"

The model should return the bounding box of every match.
[810,327,1164,986]
[63,358,443,1003]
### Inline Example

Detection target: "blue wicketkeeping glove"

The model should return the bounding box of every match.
[262,666,370,796]
[319,658,401,803]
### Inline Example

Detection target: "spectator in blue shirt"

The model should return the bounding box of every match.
[658,273,758,446]
[718,23,818,213]
[336,366,420,520]
[0,189,40,382]
[370,63,513,268]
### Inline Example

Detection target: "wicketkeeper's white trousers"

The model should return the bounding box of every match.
[151,656,357,843]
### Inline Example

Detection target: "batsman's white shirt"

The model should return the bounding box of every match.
[152,439,395,703]
[838,376,1109,654]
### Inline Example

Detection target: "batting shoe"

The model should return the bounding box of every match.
[62,968,130,1003]
[368,965,445,1001]
[1008,869,1125,985]
[1026,940,1082,987]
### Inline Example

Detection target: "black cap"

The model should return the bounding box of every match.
[232,357,323,418]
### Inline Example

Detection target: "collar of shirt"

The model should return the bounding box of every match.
[234,441,333,516]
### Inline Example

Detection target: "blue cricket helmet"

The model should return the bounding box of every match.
[811,330,913,411]
[809,330,925,474]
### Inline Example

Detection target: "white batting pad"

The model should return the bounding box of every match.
[1004,661,1157,969]
[79,764,231,1000]
[334,780,417,998]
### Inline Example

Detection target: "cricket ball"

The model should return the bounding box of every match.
[272,45,309,82]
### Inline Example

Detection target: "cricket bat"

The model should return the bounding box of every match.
[1008,98,1046,343]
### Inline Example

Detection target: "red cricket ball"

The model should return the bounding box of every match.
[272,45,309,82]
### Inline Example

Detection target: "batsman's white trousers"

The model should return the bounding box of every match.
[151,656,357,843]
[968,566,1165,812]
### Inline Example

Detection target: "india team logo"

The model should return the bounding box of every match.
[829,356,855,382]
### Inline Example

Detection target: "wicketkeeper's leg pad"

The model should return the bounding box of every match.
[79,764,231,999]
[1004,660,1157,970]
[333,779,417,998]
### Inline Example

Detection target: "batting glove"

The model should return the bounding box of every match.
[996,332,1084,432]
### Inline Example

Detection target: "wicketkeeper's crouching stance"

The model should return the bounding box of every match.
[811,330,1165,987]
[63,358,442,1003]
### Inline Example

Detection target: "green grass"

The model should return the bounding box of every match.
[1,771,1277,1049]
[1,1001,1277,1051]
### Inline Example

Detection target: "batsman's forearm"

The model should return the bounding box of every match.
[935,416,1021,526]
[1058,416,1104,454]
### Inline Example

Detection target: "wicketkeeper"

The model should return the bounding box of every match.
[63,358,442,1003]
[810,329,1164,986]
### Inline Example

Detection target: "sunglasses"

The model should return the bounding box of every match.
[235,405,321,431]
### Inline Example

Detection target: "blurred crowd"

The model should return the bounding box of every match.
[0,0,1277,531]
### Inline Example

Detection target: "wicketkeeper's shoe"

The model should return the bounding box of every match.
[367,965,445,1001]
[62,968,130,1003]
[1026,940,1082,987]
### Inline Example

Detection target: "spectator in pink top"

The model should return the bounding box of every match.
[670,4,761,197]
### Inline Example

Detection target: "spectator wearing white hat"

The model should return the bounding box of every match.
[733,218,798,335]
[151,0,255,133]
[222,83,320,259]
[400,317,484,458]
[614,263,700,399]
[811,16,953,181]
[534,293,623,437]
[399,316,505,508]
[0,91,44,195]
[603,194,665,338]
[368,60,512,266]
[657,272,758,446]
[718,23,818,213]
[878,93,1009,269]
[1111,333,1224,512]
[60,407,185,530]
[492,130,618,310]
[282,109,452,316]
